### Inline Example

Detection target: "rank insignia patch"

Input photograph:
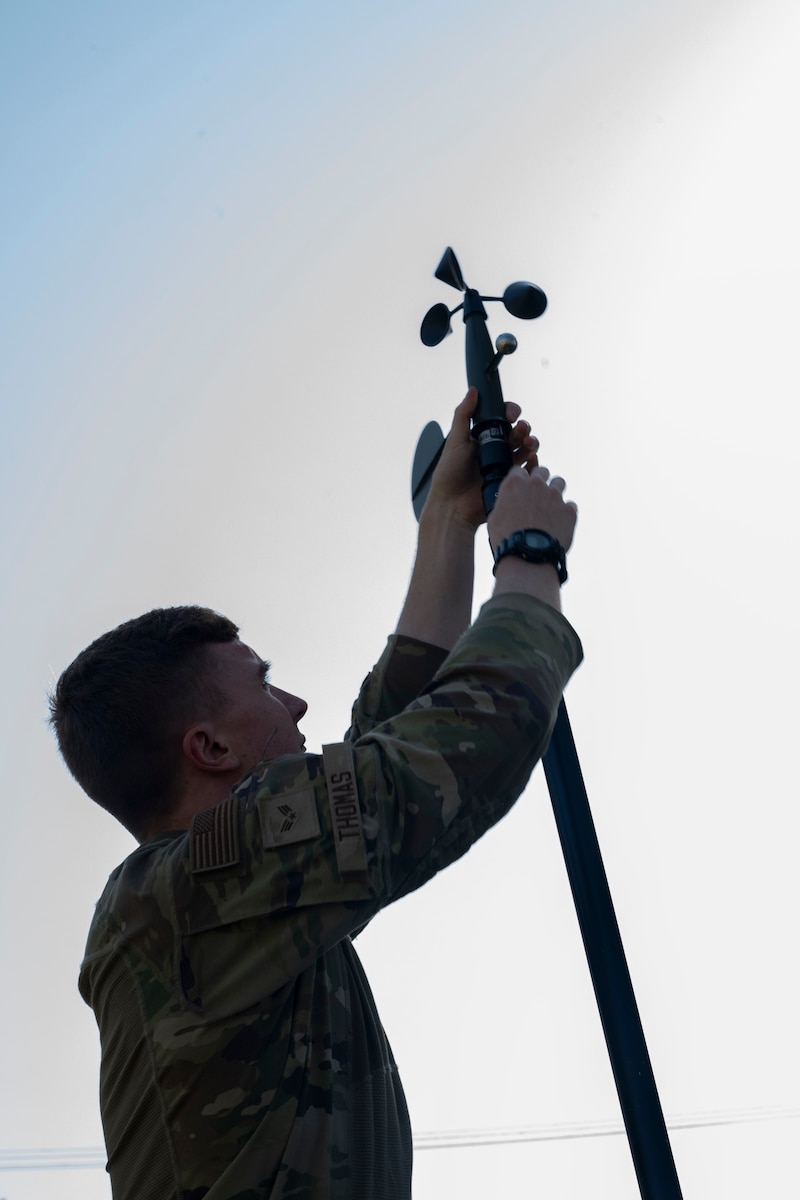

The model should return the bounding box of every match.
[259,789,321,849]
[189,794,241,873]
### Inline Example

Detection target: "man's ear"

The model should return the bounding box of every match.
[182,724,242,774]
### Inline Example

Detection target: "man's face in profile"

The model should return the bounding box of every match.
[203,639,308,779]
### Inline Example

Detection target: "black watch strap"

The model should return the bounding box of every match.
[492,528,568,584]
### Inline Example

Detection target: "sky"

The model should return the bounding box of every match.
[1,0,799,1196]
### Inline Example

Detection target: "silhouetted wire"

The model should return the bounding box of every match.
[1,1106,799,1169]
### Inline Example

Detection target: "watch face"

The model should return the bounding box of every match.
[522,530,554,551]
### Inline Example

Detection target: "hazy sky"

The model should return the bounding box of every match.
[2,1,799,1196]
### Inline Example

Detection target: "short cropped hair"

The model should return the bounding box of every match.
[49,606,239,840]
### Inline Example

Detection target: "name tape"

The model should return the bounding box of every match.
[322,742,368,875]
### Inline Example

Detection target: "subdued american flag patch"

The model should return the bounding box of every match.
[189,794,241,872]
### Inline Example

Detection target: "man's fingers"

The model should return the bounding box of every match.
[509,418,535,443]
[510,419,540,475]
[528,467,567,492]
[445,387,479,443]
[513,448,539,472]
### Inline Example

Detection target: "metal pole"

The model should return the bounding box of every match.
[543,703,683,1198]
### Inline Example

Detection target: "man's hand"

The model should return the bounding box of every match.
[488,464,578,553]
[489,463,579,610]
[423,387,540,533]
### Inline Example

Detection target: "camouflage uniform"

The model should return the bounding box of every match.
[79,594,582,1199]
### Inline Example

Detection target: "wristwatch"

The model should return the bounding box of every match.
[492,528,568,584]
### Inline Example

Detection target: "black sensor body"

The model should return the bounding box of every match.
[463,287,512,514]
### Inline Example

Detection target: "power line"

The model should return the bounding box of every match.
[0,1147,104,1172]
[1,1105,798,1170]
[414,1104,800,1151]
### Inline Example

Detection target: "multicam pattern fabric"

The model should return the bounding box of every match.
[79,594,582,1199]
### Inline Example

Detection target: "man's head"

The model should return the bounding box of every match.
[180,638,307,797]
[49,606,306,842]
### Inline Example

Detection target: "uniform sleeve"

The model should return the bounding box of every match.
[345,634,450,740]
[169,594,582,1018]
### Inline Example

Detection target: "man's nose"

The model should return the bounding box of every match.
[275,688,308,721]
